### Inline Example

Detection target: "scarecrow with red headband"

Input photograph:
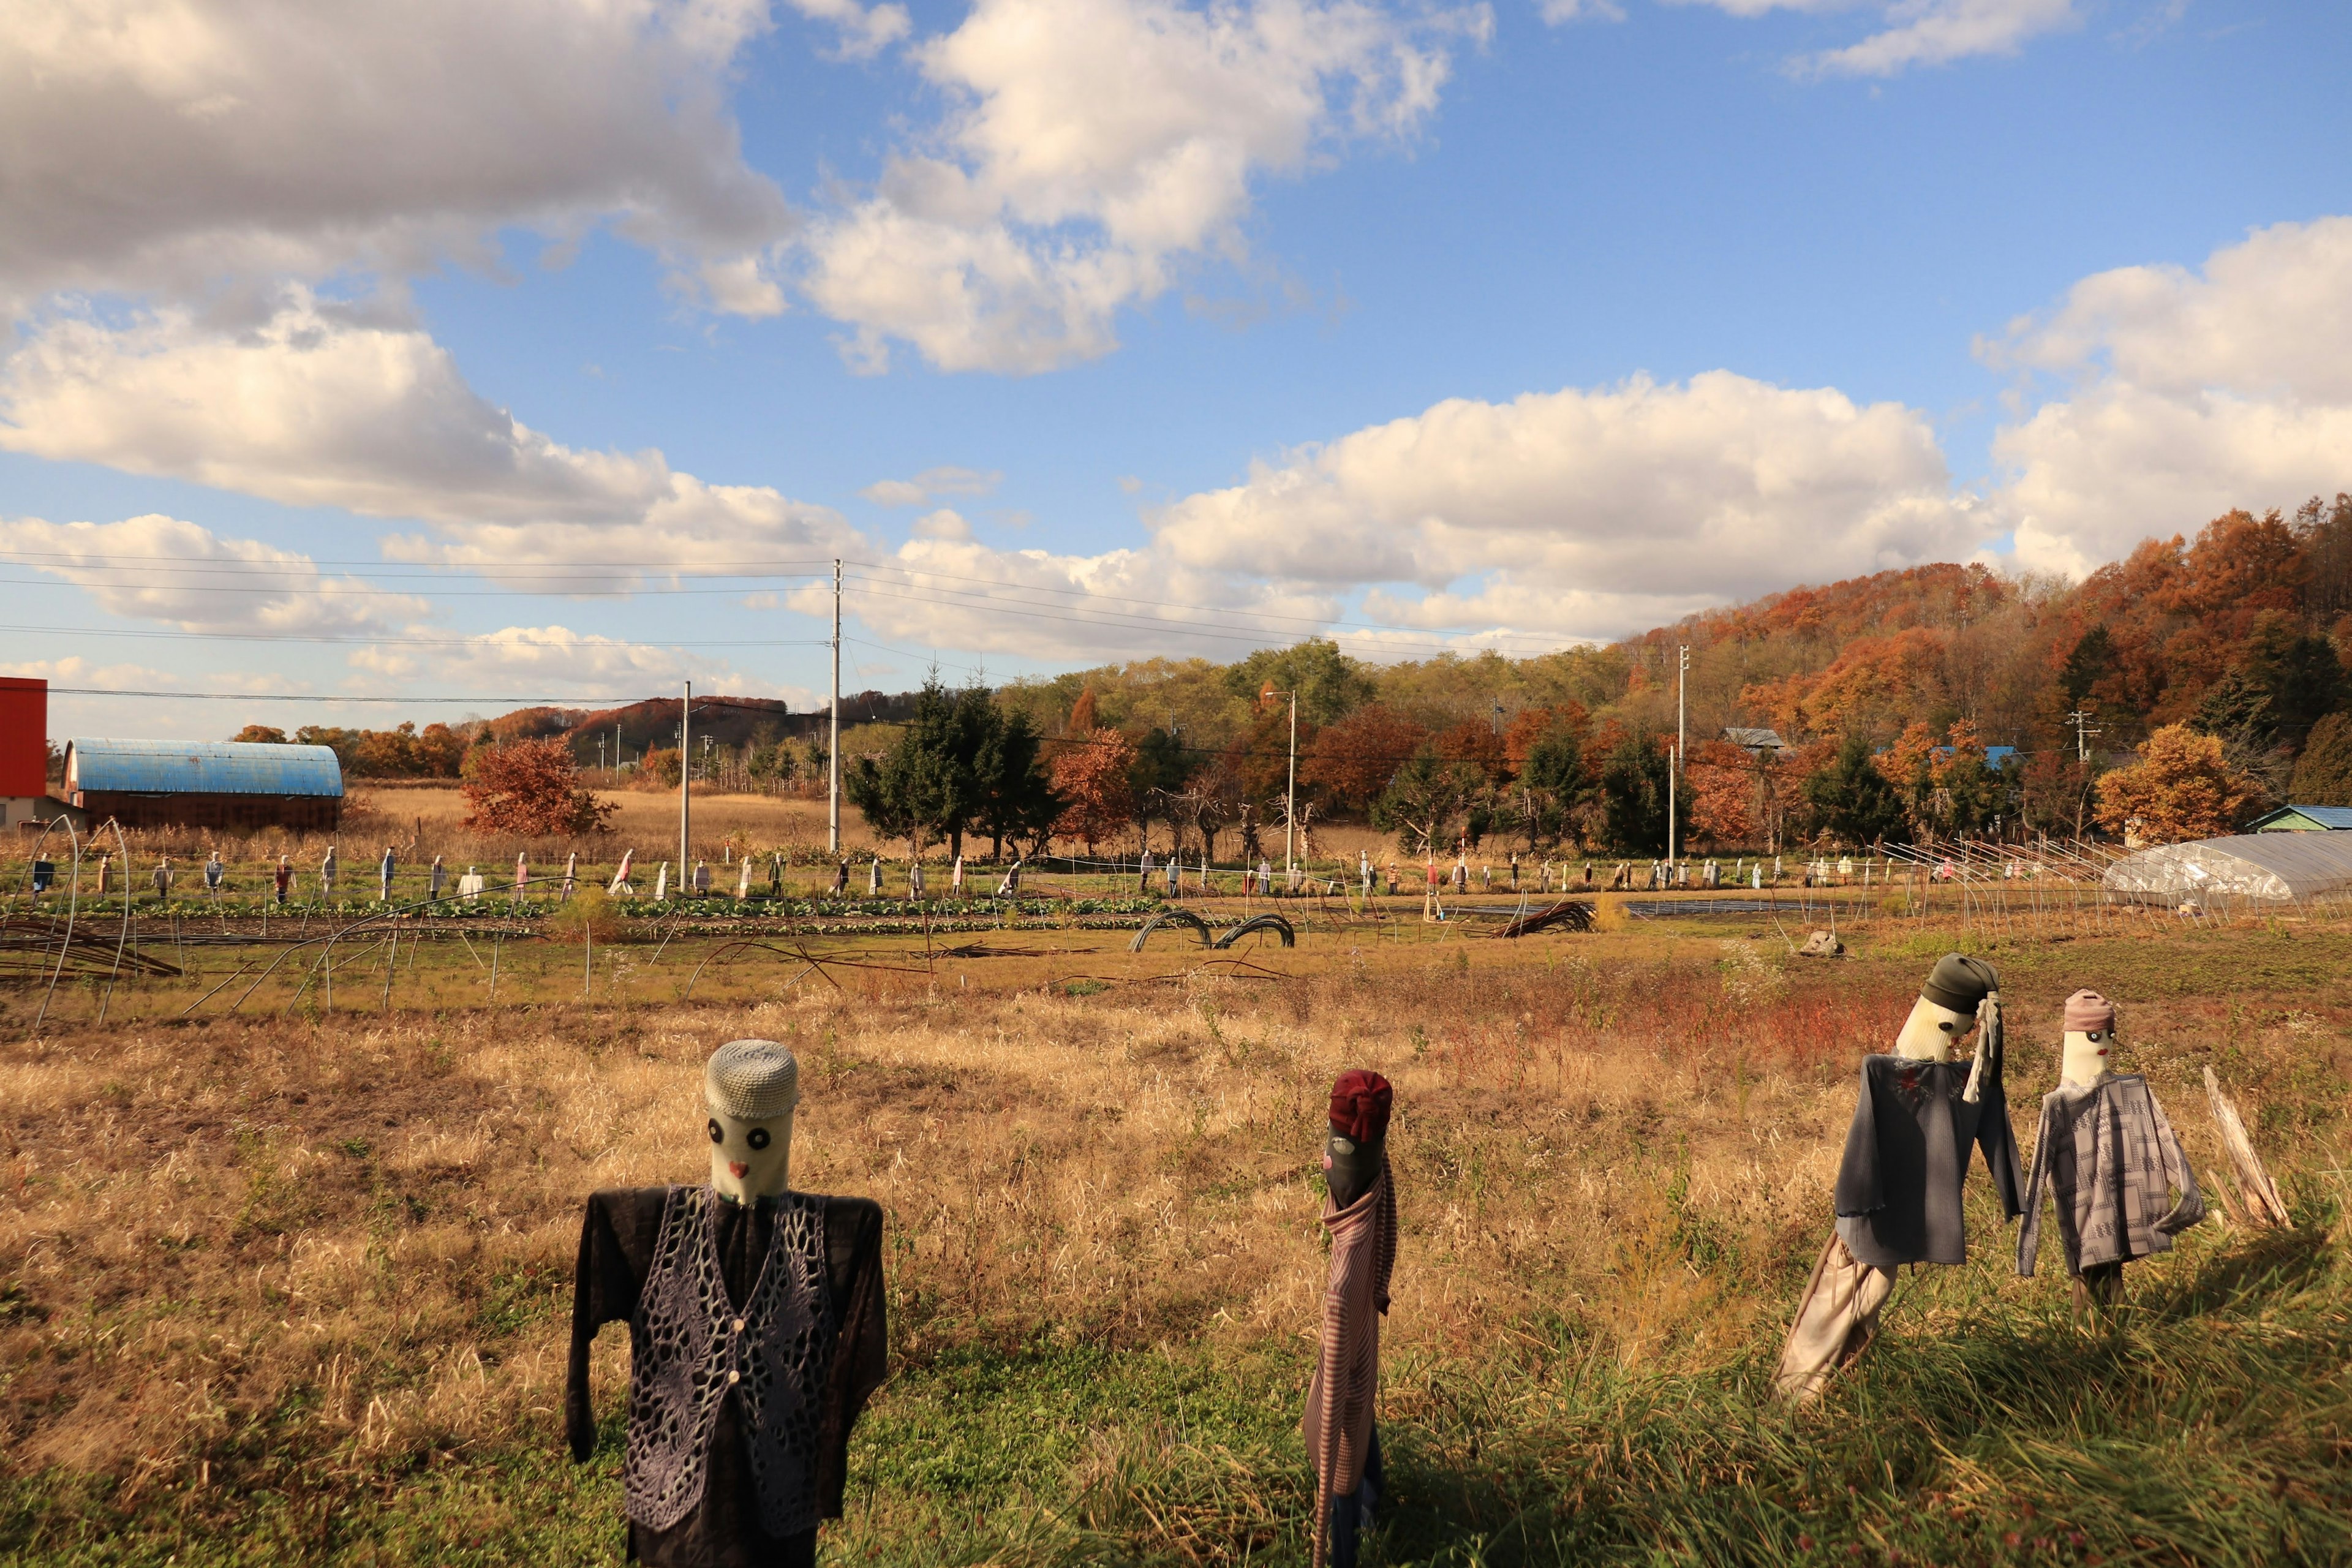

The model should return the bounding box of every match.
[1308,1069,1396,1568]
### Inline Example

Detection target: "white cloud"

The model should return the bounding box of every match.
[1804,0,2078,77]
[911,508,976,539]
[859,465,1005,505]
[1986,217,2352,576]
[0,0,798,314]
[1636,0,2078,75]
[791,538,1350,659]
[799,0,1489,372]
[346,623,807,703]
[0,292,865,587]
[0,513,428,635]
[783,0,914,57]
[1146,370,1980,626]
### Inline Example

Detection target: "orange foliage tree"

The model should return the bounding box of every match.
[1050,730,1136,854]
[2093,724,2264,844]
[1303,704,1425,814]
[460,737,614,836]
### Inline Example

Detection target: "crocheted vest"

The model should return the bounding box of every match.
[623,1186,834,1536]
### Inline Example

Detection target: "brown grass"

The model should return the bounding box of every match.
[3,921,2348,1559]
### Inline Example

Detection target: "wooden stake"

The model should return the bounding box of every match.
[2204,1066,2291,1227]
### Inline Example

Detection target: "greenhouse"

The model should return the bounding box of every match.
[2102,831,2352,910]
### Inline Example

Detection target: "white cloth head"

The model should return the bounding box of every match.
[705,1039,800,1119]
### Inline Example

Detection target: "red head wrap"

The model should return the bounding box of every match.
[1329,1069,1393,1145]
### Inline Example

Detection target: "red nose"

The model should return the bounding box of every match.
[728,1161,749,1178]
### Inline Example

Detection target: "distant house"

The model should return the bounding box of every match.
[1721,727,1785,757]
[62,739,344,832]
[2246,805,2352,833]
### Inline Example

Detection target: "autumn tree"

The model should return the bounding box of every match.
[1302,704,1425,815]
[460,736,614,837]
[1683,739,1762,849]
[232,725,289,744]
[2094,724,2264,844]
[1050,729,1136,854]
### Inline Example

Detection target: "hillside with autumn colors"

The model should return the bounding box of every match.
[245,494,2352,855]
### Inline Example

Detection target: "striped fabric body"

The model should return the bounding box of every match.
[1305,1159,1396,1568]
[2017,1075,2204,1278]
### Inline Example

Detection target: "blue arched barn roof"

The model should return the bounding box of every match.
[64,739,344,797]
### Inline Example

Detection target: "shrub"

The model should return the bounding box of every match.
[460,737,614,837]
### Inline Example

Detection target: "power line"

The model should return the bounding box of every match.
[46,688,759,705]
[0,622,834,649]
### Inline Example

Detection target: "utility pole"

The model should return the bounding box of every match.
[2066,706,2101,763]
[1669,644,1689,866]
[828,559,842,856]
[679,679,691,876]
[1284,689,1298,878]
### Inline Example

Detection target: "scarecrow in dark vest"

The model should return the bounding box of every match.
[568,1039,887,1566]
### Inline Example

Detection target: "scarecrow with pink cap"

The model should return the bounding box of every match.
[1308,1069,1396,1568]
[2016,990,2205,1314]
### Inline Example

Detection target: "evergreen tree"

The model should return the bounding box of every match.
[2288,711,2352,806]
[1597,733,1669,855]
[1517,719,1591,846]
[1803,733,1907,846]
[973,707,1061,860]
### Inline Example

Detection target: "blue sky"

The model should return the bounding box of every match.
[4,0,2350,738]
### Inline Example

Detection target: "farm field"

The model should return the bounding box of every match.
[2,903,2348,1567]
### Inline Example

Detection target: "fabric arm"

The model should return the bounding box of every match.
[815,1198,890,1518]
[564,1188,666,1463]
[2148,1094,2207,1236]
[1831,1066,1882,1218]
[2015,1102,2054,1278]
[1973,1080,2027,1220]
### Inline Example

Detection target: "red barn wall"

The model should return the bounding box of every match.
[0,678,47,797]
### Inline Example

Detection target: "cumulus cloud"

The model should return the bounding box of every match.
[1985,217,2352,576]
[799,0,1489,372]
[1146,371,1981,624]
[0,292,865,587]
[788,539,1351,659]
[910,508,976,540]
[0,0,795,313]
[0,513,428,635]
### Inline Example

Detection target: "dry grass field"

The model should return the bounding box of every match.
[3,911,2349,1566]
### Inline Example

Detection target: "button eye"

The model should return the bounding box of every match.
[2087,1030,2105,1042]
[1938,1021,1954,1032]
[707,1119,723,1145]
[747,1127,771,1151]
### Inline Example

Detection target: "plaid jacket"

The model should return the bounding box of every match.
[2017,1075,2204,1277]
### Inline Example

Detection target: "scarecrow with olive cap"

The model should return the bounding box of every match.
[568,1040,887,1567]
[1773,954,2025,1402]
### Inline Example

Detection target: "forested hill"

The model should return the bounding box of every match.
[1001,494,2352,764]
[265,496,2352,832]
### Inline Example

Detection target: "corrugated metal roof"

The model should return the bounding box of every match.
[2248,805,2352,831]
[2101,831,2352,905]
[1722,727,1785,750]
[64,739,344,797]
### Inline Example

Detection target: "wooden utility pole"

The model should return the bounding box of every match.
[1284,690,1298,878]
[829,559,842,856]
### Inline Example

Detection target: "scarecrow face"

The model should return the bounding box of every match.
[1893,997,1975,1062]
[708,1106,794,1200]
[2060,1023,2114,1088]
